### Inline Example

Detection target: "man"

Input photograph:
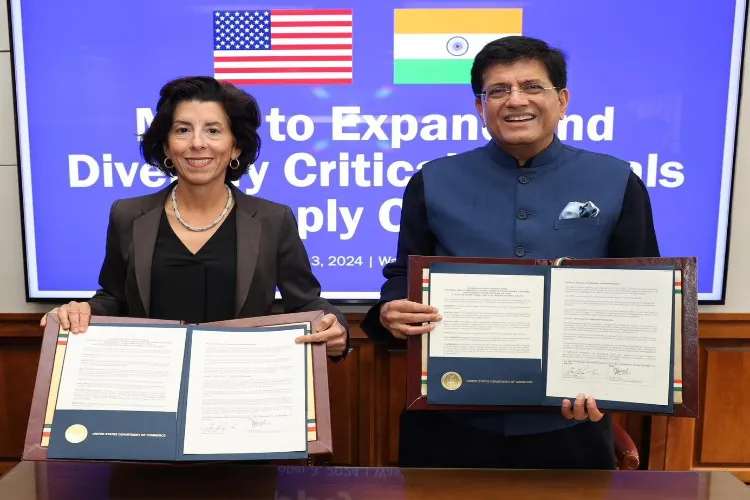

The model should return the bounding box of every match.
[360,36,659,470]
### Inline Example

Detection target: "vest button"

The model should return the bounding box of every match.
[519,175,530,184]
[517,210,528,220]
[515,246,526,257]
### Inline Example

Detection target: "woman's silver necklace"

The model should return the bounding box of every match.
[171,184,233,232]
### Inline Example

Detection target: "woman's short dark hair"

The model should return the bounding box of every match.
[140,76,262,182]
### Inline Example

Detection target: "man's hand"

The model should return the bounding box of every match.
[295,313,347,357]
[561,393,604,422]
[40,301,92,334]
[379,299,442,340]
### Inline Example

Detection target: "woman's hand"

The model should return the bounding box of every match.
[39,301,92,334]
[295,313,347,357]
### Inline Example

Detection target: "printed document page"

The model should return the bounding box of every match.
[545,267,674,405]
[182,327,307,455]
[428,271,545,360]
[56,325,187,413]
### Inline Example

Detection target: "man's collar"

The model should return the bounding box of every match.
[486,135,563,169]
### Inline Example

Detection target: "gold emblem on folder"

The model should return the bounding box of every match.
[441,371,462,390]
[65,424,88,444]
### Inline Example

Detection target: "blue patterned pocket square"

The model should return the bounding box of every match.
[559,201,600,219]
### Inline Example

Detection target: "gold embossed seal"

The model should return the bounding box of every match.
[65,424,88,444]
[441,371,462,390]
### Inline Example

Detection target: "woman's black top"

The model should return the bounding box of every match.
[149,207,238,324]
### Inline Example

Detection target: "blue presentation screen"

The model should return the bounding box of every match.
[9,1,747,302]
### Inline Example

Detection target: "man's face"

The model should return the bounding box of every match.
[474,58,569,155]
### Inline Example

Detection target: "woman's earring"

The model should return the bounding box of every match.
[164,158,174,169]
[229,158,240,170]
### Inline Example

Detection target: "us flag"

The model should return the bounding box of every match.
[213,9,353,85]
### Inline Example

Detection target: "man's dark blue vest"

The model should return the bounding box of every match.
[421,135,632,436]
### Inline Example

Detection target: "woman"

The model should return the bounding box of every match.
[41,76,348,359]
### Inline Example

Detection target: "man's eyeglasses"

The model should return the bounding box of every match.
[477,84,559,102]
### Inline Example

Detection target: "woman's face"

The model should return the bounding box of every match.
[164,100,240,186]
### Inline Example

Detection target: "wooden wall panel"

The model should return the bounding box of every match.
[0,311,749,481]
[648,314,750,483]
[326,339,360,465]
[700,348,750,464]
[0,462,15,477]
[387,350,407,466]
[0,314,43,478]
[0,345,38,454]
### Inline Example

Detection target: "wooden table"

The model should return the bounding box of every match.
[0,461,748,499]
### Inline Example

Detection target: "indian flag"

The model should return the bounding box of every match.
[393,9,523,84]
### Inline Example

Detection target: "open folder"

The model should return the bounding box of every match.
[405,256,699,418]
[23,311,332,462]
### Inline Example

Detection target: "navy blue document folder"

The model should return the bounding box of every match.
[41,321,314,462]
[412,259,682,415]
